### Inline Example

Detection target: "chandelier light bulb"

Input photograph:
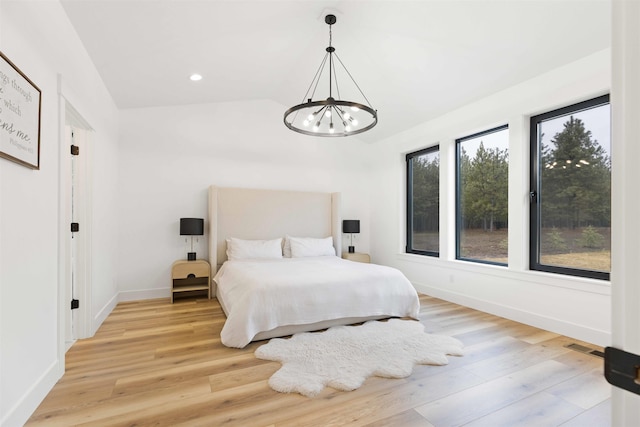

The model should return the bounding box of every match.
[307,114,314,121]
[325,109,331,118]
[329,123,335,134]
[352,119,359,126]
[344,112,351,119]
[345,124,351,132]
[351,106,359,112]
[303,120,309,126]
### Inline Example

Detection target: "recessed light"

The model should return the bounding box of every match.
[190,74,203,81]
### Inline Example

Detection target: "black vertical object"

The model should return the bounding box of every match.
[405,145,440,257]
[180,218,204,261]
[605,347,640,395]
[342,220,360,253]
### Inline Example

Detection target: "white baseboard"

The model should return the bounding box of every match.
[413,282,611,347]
[92,293,119,335]
[1,360,62,427]
[118,287,170,302]
[2,289,169,427]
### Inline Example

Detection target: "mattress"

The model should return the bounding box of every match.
[213,256,420,348]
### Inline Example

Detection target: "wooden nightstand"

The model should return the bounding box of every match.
[342,252,371,263]
[171,259,211,302]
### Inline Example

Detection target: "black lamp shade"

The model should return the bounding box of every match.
[180,218,204,236]
[342,220,360,234]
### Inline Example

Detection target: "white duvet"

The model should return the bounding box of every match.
[214,256,420,348]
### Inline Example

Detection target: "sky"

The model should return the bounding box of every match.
[460,102,610,159]
[459,127,509,158]
[540,103,610,156]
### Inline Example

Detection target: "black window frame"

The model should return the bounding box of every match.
[455,124,509,266]
[529,94,610,281]
[406,145,440,257]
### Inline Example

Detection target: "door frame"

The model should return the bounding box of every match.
[57,82,94,370]
[611,0,640,424]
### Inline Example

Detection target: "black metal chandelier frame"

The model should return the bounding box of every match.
[283,14,378,137]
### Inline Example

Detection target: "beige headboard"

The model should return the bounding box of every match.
[208,186,342,275]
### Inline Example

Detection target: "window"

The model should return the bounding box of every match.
[406,146,439,256]
[456,125,509,265]
[530,95,610,280]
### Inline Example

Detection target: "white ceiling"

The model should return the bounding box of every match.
[60,0,610,143]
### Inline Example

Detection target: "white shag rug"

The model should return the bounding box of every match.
[254,319,464,397]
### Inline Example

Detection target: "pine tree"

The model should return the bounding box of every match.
[541,116,610,229]
[461,142,509,232]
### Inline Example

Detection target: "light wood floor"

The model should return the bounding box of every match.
[27,295,611,427]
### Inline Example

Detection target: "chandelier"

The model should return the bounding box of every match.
[284,14,378,137]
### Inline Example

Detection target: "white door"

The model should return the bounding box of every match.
[63,100,93,344]
[610,1,640,424]
[64,124,79,348]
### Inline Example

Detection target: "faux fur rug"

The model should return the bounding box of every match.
[254,319,464,397]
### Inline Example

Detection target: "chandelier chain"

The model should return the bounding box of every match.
[327,20,337,98]
[329,23,332,49]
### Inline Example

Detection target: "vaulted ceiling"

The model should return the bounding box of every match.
[61,0,610,143]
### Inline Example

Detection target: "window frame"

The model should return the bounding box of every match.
[406,145,440,257]
[455,124,509,266]
[529,94,610,281]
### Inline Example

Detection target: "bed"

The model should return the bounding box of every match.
[208,186,420,348]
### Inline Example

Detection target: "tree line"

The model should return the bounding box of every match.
[459,142,508,232]
[410,116,610,233]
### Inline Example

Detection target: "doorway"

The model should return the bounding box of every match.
[62,100,93,348]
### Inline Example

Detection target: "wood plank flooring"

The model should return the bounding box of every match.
[26,295,610,426]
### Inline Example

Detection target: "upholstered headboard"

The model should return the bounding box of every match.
[208,186,342,276]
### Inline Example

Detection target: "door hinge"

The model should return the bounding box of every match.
[71,299,80,310]
[71,222,79,232]
[71,145,79,156]
[605,347,640,395]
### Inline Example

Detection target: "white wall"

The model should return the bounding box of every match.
[370,49,612,347]
[0,2,119,426]
[0,3,612,424]
[117,99,372,300]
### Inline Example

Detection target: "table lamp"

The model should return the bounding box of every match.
[342,219,360,253]
[180,218,204,261]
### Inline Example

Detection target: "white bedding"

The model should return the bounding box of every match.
[214,256,420,348]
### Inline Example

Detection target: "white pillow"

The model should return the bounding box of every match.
[289,236,335,258]
[226,237,283,260]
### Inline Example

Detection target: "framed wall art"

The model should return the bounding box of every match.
[0,50,42,170]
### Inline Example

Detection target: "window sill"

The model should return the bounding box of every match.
[395,252,611,296]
